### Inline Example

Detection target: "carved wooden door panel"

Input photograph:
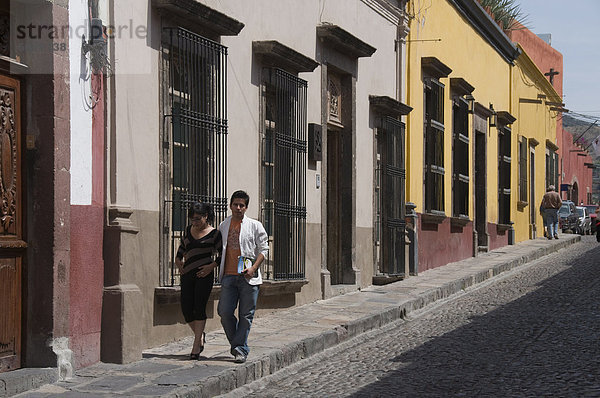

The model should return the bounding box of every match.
[0,74,23,373]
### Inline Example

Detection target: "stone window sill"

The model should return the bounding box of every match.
[496,223,512,233]
[155,279,308,305]
[421,211,447,225]
[450,216,471,228]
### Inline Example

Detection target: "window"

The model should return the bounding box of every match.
[518,137,527,203]
[261,68,306,280]
[546,147,558,190]
[424,78,445,214]
[498,125,511,224]
[375,116,406,275]
[160,27,228,286]
[452,96,469,218]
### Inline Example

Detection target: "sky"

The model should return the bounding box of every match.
[516,0,600,120]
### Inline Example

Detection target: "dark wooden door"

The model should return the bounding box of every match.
[327,127,342,285]
[0,74,24,373]
[475,130,487,247]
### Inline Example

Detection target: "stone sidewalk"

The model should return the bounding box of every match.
[8,234,580,397]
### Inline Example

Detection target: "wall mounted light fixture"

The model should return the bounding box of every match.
[489,104,497,127]
[465,94,475,114]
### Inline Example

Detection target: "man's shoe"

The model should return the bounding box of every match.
[554,235,559,239]
[547,236,553,240]
[234,353,247,363]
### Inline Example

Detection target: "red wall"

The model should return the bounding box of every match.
[417,216,473,271]
[561,129,594,204]
[69,73,105,368]
[487,222,509,251]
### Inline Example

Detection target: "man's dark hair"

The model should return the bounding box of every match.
[188,202,215,224]
[230,190,250,206]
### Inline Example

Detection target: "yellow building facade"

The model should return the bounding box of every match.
[405,0,557,271]
[511,45,561,242]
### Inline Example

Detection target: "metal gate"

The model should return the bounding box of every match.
[375,116,406,276]
[261,68,306,280]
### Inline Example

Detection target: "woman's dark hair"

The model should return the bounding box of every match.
[230,190,250,206]
[188,202,215,224]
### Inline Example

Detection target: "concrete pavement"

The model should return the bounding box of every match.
[8,234,580,397]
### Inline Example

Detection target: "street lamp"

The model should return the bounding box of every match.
[489,104,497,128]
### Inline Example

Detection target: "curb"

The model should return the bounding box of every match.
[173,235,580,397]
[0,368,57,397]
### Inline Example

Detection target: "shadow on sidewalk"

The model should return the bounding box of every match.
[348,244,600,397]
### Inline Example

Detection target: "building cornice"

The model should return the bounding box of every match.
[369,95,413,117]
[253,41,318,74]
[317,23,377,58]
[421,56,452,79]
[152,0,244,36]
[450,77,475,95]
[360,0,407,26]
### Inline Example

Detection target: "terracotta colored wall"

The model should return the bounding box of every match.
[417,216,473,271]
[69,73,104,368]
[487,222,509,251]
[509,29,563,97]
[561,129,594,204]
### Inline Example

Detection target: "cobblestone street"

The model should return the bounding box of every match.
[225,236,600,397]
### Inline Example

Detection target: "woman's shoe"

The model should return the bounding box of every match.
[198,332,206,354]
[190,352,200,360]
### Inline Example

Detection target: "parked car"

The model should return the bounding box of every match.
[558,201,578,233]
[575,206,591,235]
[584,205,599,233]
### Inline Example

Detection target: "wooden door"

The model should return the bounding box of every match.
[326,127,342,285]
[0,74,24,373]
[475,130,487,247]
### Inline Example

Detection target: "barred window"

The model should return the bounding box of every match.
[546,148,558,190]
[498,125,511,224]
[518,137,528,203]
[452,96,469,218]
[261,68,307,280]
[160,27,228,286]
[424,78,445,214]
[375,117,406,275]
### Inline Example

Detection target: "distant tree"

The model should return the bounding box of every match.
[477,0,530,32]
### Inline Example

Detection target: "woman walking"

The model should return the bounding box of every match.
[175,202,222,359]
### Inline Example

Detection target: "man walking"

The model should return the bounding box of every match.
[540,185,562,240]
[217,190,268,363]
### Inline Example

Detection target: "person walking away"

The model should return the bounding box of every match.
[217,190,269,363]
[540,185,562,240]
[175,202,222,360]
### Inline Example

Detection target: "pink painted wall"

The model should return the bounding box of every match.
[69,73,105,369]
[417,216,473,271]
[561,130,594,204]
[487,222,509,251]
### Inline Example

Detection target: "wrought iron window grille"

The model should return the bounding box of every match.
[261,67,307,281]
[160,27,228,287]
